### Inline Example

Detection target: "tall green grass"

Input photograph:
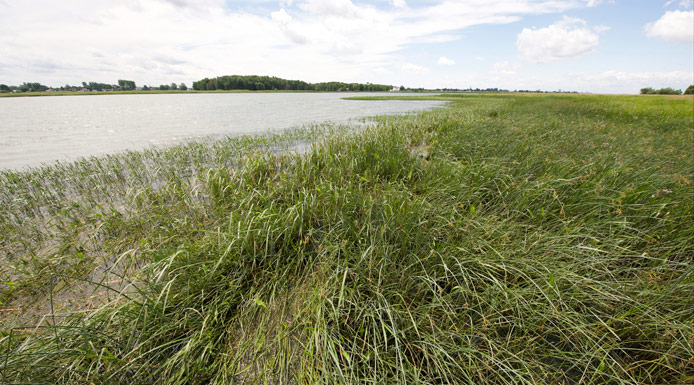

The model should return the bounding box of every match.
[1,94,692,384]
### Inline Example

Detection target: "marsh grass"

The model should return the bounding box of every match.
[1,94,692,384]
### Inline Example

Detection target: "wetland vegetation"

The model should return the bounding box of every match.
[1,93,692,384]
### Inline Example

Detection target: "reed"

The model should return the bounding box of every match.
[1,94,692,384]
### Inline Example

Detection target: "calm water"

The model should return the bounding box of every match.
[0,93,443,170]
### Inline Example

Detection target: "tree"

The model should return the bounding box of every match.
[143,85,150,91]
[179,83,187,91]
[170,83,178,90]
[684,85,694,95]
[191,75,392,92]
[118,79,136,91]
[83,82,112,91]
[641,87,682,95]
[655,87,681,95]
[17,82,48,92]
[0,84,9,93]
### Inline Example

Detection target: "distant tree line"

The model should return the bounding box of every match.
[157,83,188,91]
[82,82,117,91]
[192,75,392,92]
[434,87,511,93]
[0,80,190,93]
[0,82,51,92]
[395,87,578,94]
[685,85,694,95]
[640,87,683,95]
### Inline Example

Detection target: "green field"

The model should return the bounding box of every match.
[1,94,692,384]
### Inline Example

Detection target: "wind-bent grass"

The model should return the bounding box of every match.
[1,94,692,384]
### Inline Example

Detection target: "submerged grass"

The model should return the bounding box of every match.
[1,94,692,384]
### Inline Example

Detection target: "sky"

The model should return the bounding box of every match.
[0,0,692,94]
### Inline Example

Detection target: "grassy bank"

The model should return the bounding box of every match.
[1,94,692,384]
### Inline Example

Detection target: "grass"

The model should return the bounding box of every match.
[0,94,692,384]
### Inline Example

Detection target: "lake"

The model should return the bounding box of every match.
[0,93,443,170]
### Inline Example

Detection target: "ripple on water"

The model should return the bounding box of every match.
[0,92,444,170]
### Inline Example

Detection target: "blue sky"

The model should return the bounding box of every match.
[0,0,692,93]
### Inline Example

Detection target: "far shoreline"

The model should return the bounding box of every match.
[4,89,683,98]
[0,89,370,98]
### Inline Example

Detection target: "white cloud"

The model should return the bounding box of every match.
[645,10,694,42]
[271,8,309,44]
[401,63,429,74]
[392,0,407,9]
[585,0,614,6]
[160,0,194,8]
[516,16,602,63]
[271,8,293,24]
[298,0,360,17]
[0,1,600,87]
[664,0,693,8]
[593,25,611,33]
[437,56,455,66]
[0,0,686,93]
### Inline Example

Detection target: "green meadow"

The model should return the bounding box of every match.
[1,94,692,384]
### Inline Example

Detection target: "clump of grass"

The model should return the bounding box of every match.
[1,94,692,384]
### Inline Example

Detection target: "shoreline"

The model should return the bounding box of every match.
[0,89,397,98]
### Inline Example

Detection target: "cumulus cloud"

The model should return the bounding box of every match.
[0,0,662,89]
[271,8,309,44]
[516,17,602,63]
[437,56,455,66]
[645,10,694,42]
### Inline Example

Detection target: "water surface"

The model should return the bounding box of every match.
[0,93,442,170]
